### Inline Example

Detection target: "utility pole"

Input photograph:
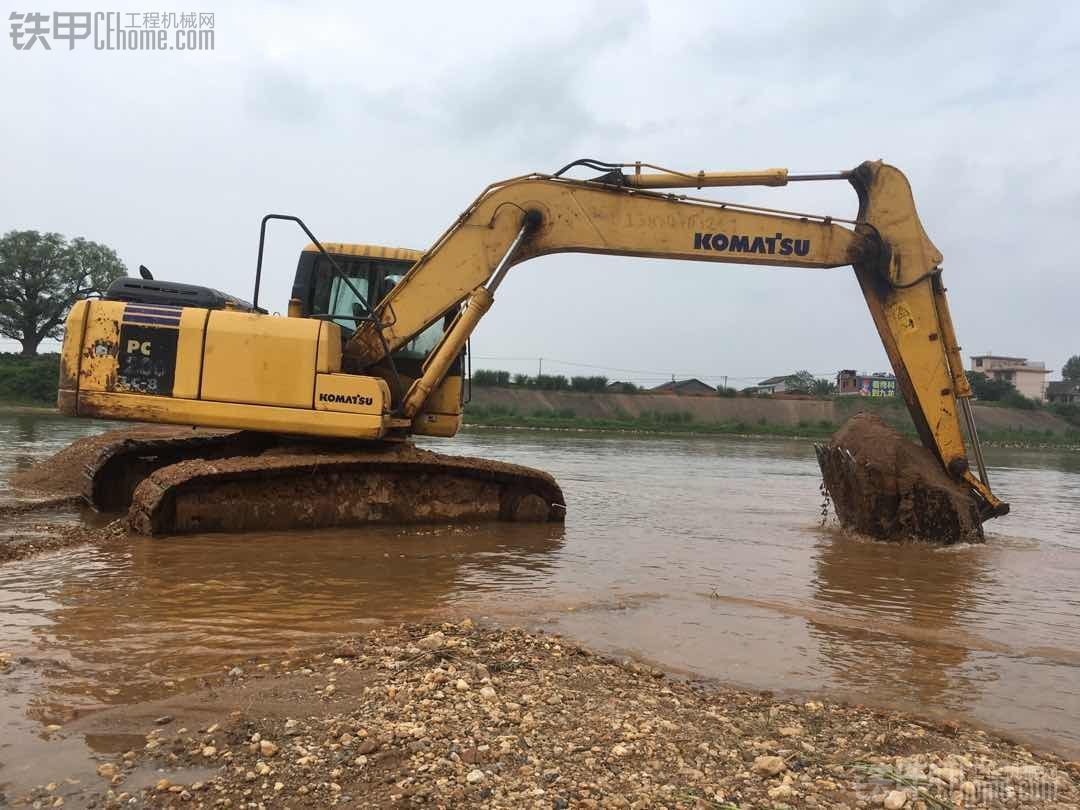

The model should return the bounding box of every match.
[538,357,543,377]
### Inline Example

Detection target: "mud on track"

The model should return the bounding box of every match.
[130,441,565,535]
[3,426,565,558]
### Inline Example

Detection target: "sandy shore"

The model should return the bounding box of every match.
[9,620,1078,809]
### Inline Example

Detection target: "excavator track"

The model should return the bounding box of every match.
[83,430,276,512]
[129,445,565,535]
[80,430,565,536]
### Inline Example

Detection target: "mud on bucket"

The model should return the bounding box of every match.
[815,413,983,544]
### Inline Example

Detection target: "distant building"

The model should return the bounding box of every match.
[1047,380,1080,404]
[606,381,637,394]
[742,373,801,396]
[650,378,716,396]
[837,369,898,398]
[970,355,1051,401]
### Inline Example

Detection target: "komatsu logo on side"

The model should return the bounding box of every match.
[319,392,374,406]
[693,232,810,256]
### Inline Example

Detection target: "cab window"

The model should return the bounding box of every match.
[298,252,450,362]
[326,273,371,331]
[308,256,375,332]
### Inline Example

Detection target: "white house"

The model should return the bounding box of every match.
[970,355,1051,401]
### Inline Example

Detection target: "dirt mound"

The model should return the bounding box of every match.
[8,425,200,497]
[817,413,983,544]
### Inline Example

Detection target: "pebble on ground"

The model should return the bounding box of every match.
[13,621,1080,809]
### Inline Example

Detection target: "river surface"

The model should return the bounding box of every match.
[0,409,1078,797]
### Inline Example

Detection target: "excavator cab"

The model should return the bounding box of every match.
[291,243,417,328]
[290,243,443,356]
[289,243,466,435]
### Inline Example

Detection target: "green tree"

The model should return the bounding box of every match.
[570,375,608,392]
[534,374,569,391]
[1001,389,1037,410]
[1063,355,1080,381]
[785,370,816,394]
[965,370,1015,401]
[0,231,126,355]
[810,378,837,397]
[472,369,510,386]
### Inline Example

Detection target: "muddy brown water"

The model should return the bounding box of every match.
[1,409,1078,800]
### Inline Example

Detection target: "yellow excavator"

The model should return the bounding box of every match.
[58,159,1009,534]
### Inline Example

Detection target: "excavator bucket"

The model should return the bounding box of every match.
[80,430,565,536]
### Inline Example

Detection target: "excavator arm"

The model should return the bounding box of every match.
[347,160,1007,519]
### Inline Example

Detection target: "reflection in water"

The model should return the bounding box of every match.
[14,412,40,444]
[810,531,992,711]
[39,523,565,709]
[0,411,115,488]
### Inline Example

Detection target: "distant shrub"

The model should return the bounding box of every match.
[1001,390,1038,410]
[716,386,738,398]
[1050,402,1080,427]
[471,369,510,387]
[570,375,608,393]
[511,374,571,390]
[967,371,1016,401]
[0,353,59,403]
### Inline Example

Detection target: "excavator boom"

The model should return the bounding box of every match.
[347,160,1006,518]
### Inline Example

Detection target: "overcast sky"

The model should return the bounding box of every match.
[2,1,1076,386]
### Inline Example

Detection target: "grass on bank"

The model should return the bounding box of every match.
[464,403,840,438]
[0,353,58,405]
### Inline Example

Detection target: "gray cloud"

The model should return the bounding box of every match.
[428,2,647,150]
[247,64,325,124]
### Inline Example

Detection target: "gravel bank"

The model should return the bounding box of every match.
[15,621,1079,809]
